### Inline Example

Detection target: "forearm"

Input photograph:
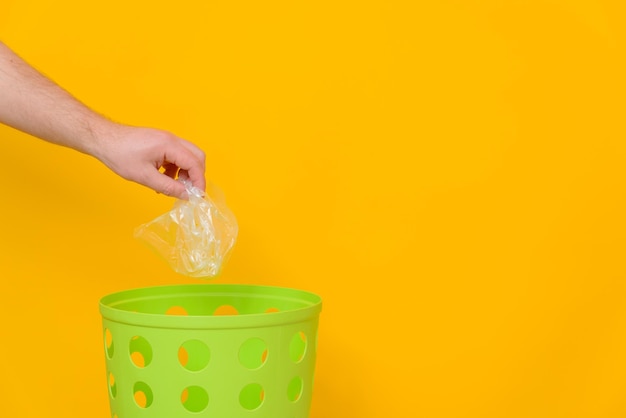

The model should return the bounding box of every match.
[0,41,113,156]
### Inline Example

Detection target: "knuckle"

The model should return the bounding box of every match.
[160,183,175,197]
[160,180,182,198]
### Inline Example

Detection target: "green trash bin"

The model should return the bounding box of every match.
[100,284,322,418]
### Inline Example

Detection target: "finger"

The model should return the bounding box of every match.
[142,169,188,199]
[164,145,206,192]
[186,163,206,192]
[178,138,206,168]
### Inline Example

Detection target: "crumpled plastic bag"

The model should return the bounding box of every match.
[134,179,238,278]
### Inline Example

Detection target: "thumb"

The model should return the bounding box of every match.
[143,170,187,199]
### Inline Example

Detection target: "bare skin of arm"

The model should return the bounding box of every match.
[0,41,205,198]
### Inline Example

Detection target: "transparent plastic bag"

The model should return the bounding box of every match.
[134,179,238,278]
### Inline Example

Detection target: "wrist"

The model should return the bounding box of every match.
[86,118,124,162]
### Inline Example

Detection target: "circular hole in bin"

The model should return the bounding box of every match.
[166,306,188,316]
[133,382,153,408]
[105,329,114,358]
[108,372,117,398]
[181,386,209,413]
[239,383,264,410]
[179,340,210,371]
[129,336,153,368]
[239,338,268,369]
[265,307,280,313]
[214,305,238,316]
[289,332,307,363]
[287,376,303,402]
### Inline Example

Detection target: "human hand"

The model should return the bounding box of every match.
[93,124,206,199]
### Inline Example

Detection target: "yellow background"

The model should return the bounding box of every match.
[1,1,626,417]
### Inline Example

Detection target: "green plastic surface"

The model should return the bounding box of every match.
[100,284,322,418]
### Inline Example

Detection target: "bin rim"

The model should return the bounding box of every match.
[99,283,322,330]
